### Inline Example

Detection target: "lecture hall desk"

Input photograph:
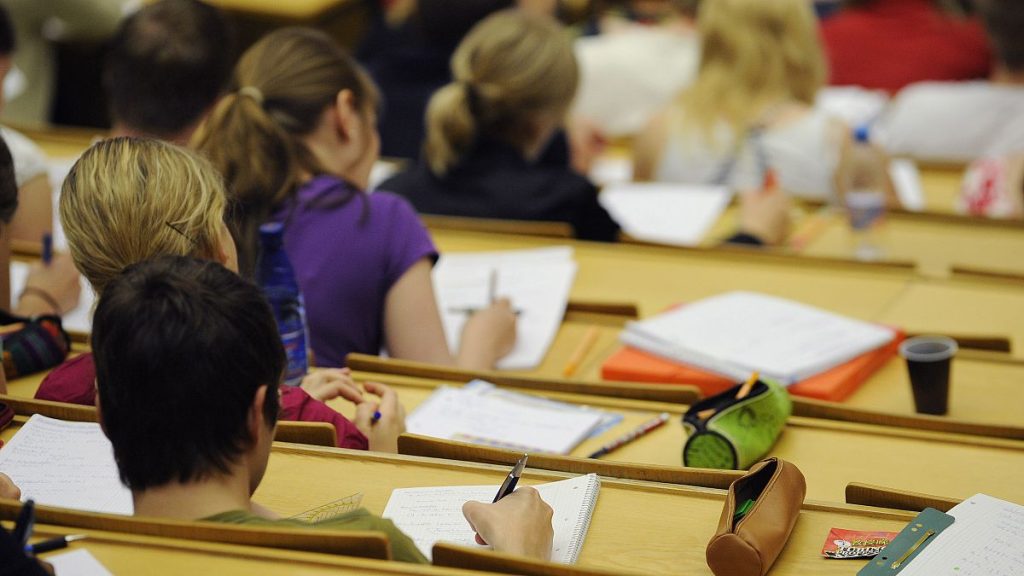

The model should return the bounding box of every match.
[0,418,915,576]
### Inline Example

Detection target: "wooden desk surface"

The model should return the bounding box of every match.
[10,521,481,575]
[336,371,1024,505]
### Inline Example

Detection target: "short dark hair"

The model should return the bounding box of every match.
[104,0,234,138]
[0,5,14,56]
[93,255,283,491]
[0,137,17,224]
[978,0,1024,71]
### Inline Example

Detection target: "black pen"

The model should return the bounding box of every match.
[25,534,87,555]
[12,499,35,548]
[492,454,528,503]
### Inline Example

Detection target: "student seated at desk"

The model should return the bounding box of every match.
[34,138,384,451]
[380,10,622,242]
[91,256,554,563]
[192,28,515,371]
[634,0,893,205]
[104,0,234,146]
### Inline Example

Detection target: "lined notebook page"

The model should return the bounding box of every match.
[622,291,895,384]
[898,494,1024,576]
[382,474,600,563]
[434,247,577,370]
[0,415,132,515]
[598,183,732,247]
[406,382,609,454]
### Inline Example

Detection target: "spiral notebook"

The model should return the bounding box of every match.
[382,473,600,563]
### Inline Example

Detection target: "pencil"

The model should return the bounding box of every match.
[588,413,670,459]
[736,372,760,400]
[562,326,600,377]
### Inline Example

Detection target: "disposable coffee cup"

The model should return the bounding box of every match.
[899,336,957,415]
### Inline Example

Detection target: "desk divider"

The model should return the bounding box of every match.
[0,498,392,559]
[432,543,636,576]
[845,483,961,513]
[951,265,1024,285]
[343,353,701,404]
[423,215,574,238]
[397,433,742,489]
[0,395,338,447]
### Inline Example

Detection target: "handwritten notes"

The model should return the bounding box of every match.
[0,415,132,515]
[434,247,577,370]
[406,381,615,454]
[382,474,600,563]
[899,494,1024,576]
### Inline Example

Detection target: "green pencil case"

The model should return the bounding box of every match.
[682,377,791,470]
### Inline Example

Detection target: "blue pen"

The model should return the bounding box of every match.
[371,410,382,423]
[41,233,52,266]
[25,534,87,555]
[492,454,528,502]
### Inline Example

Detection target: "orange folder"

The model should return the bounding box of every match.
[601,330,905,402]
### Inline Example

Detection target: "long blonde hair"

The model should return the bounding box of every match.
[424,9,578,176]
[680,0,825,138]
[60,137,227,295]
[191,27,379,278]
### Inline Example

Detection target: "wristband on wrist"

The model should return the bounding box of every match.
[18,286,61,315]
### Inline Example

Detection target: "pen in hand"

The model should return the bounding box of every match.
[492,454,528,502]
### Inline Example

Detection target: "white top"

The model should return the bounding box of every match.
[0,125,49,187]
[655,108,841,201]
[875,81,1024,163]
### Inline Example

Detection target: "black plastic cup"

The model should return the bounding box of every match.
[899,336,957,415]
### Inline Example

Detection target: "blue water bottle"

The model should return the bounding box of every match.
[258,222,309,386]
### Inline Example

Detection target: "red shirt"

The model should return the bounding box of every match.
[821,0,992,93]
[34,354,368,450]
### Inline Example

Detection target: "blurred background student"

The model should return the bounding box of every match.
[192,28,515,371]
[382,10,621,242]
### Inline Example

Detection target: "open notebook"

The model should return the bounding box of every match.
[406,380,619,454]
[434,247,577,370]
[0,415,132,515]
[621,291,896,385]
[382,473,600,563]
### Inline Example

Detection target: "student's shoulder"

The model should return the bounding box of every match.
[367,189,423,221]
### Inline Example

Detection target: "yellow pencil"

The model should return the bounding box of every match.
[735,371,760,400]
[562,326,600,377]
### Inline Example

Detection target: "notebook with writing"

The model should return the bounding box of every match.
[382,473,600,563]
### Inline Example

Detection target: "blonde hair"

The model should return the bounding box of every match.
[192,27,379,279]
[680,0,825,138]
[424,9,578,176]
[60,137,227,295]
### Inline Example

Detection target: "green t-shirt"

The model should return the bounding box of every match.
[203,507,427,564]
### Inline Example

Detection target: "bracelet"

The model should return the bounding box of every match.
[18,286,61,315]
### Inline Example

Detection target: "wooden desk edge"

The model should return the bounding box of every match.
[845,483,961,513]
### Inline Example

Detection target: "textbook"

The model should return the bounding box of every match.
[382,473,600,563]
[0,415,132,515]
[617,292,898,386]
[597,183,732,247]
[434,247,577,370]
[406,380,619,454]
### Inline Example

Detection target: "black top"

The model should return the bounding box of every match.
[381,139,621,242]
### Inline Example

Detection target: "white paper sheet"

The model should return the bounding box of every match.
[815,86,890,128]
[0,415,133,515]
[598,183,732,247]
[890,158,926,212]
[45,549,114,576]
[382,474,600,563]
[434,248,577,370]
[898,494,1024,576]
[10,261,94,335]
[622,291,896,384]
[406,382,608,454]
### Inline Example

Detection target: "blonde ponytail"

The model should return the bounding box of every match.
[424,83,478,176]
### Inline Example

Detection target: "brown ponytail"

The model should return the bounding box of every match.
[191,27,379,278]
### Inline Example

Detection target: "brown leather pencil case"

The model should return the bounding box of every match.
[706,457,806,576]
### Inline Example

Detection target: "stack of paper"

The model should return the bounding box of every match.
[897,494,1024,575]
[598,183,732,247]
[9,261,95,335]
[407,380,617,454]
[434,247,577,370]
[383,473,600,563]
[620,291,896,385]
[0,415,132,515]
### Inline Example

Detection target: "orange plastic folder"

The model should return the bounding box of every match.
[602,331,905,402]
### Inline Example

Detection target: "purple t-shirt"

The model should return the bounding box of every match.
[273,176,438,367]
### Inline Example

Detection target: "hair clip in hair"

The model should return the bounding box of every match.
[165,221,198,246]
[238,86,265,106]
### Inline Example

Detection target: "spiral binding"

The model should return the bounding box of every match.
[565,474,601,564]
